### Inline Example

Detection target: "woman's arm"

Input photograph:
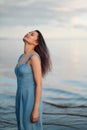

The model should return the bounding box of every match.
[30,54,42,122]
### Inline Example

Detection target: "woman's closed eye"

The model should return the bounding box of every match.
[31,33,34,36]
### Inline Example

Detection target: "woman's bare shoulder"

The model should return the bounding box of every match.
[30,52,41,62]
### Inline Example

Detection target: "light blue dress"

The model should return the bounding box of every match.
[14,52,43,130]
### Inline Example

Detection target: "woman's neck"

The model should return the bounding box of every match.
[24,50,35,55]
[24,47,34,55]
[24,42,35,55]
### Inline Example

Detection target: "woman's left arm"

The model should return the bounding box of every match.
[30,54,42,122]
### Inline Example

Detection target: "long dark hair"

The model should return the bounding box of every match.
[35,30,52,77]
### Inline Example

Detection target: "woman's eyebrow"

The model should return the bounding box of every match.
[31,32,34,35]
[32,32,35,35]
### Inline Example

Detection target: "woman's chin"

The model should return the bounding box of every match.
[23,37,27,42]
[23,38,30,45]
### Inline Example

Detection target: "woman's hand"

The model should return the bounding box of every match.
[31,109,39,123]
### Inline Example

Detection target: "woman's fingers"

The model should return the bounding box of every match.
[31,116,39,123]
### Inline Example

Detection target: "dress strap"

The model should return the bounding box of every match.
[26,52,41,63]
[18,54,23,62]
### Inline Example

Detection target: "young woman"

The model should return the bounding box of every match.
[14,30,52,130]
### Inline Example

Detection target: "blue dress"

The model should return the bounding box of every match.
[14,52,43,130]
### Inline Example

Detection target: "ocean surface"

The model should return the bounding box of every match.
[0,38,87,130]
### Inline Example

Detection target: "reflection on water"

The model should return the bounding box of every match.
[0,39,87,130]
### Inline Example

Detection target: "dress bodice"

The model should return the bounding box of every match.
[14,52,41,88]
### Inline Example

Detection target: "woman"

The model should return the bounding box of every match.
[14,30,52,130]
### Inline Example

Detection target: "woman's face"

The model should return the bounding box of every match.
[23,31,38,45]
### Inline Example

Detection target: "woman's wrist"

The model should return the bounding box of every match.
[33,106,39,112]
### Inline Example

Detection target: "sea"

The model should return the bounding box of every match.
[0,38,87,130]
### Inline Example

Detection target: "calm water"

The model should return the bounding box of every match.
[0,39,87,130]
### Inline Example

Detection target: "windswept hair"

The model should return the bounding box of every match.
[35,30,52,77]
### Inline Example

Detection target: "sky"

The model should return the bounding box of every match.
[0,0,87,40]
